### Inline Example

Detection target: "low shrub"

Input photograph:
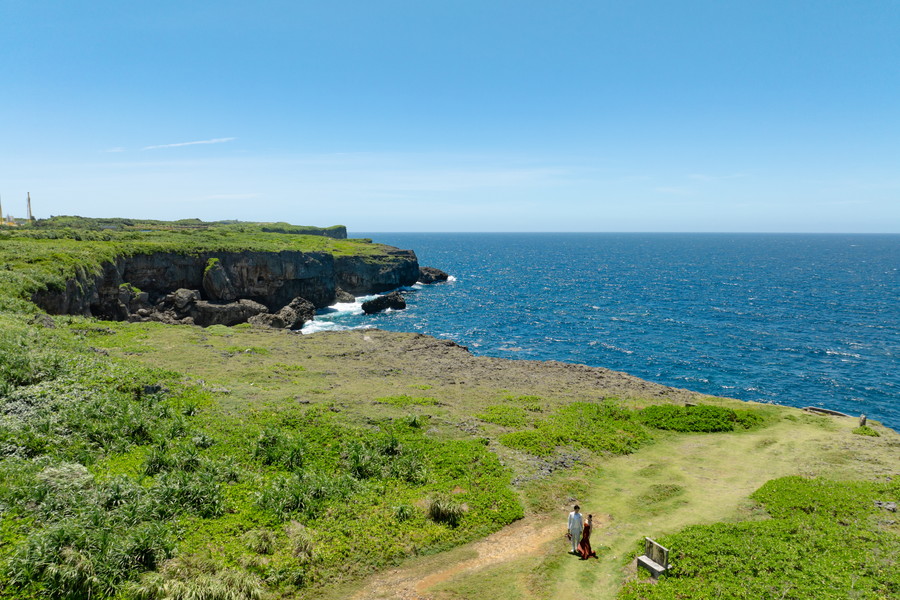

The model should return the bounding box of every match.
[499,429,560,456]
[475,404,529,427]
[639,404,755,432]
[853,425,880,437]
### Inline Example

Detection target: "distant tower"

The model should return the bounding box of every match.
[27,192,33,221]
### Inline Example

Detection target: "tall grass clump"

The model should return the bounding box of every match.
[127,555,266,600]
[427,494,465,527]
[253,428,306,471]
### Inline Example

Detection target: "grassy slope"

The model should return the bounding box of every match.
[1,223,897,599]
[78,321,900,599]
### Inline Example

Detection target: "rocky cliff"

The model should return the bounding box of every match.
[32,247,420,323]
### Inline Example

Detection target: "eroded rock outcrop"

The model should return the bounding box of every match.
[362,291,407,314]
[32,246,420,326]
[141,288,268,327]
[248,296,315,330]
[202,259,238,302]
[190,299,269,327]
[334,287,356,303]
[334,252,420,295]
[419,266,449,283]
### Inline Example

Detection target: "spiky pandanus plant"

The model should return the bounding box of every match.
[127,555,267,600]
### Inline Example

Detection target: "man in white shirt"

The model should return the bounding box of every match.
[567,504,583,554]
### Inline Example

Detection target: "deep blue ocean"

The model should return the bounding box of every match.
[305,233,899,430]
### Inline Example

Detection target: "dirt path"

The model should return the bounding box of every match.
[350,517,567,600]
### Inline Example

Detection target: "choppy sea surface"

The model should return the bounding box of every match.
[303,233,899,430]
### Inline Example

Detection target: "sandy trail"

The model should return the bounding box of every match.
[350,516,574,600]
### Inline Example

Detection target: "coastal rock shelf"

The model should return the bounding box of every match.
[32,249,420,324]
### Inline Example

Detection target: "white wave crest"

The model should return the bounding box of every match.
[300,321,373,335]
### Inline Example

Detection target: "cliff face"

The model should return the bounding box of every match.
[334,250,421,295]
[32,247,419,320]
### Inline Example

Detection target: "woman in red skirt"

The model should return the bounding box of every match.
[578,514,598,560]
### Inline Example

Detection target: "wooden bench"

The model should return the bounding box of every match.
[637,537,669,578]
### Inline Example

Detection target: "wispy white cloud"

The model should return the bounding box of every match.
[201,193,261,201]
[143,137,236,150]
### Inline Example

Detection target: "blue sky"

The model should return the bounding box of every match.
[1,1,898,232]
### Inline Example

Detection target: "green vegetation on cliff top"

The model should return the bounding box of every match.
[0,217,388,313]
[0,220,897,600]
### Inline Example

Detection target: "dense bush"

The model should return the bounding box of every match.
[256,471,359,520]
[639,404,763,432]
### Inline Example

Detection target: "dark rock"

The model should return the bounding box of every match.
[189,299,268,327]
[875,500,898,512]
[249,296,316,330]
[362,291,406,314]
[28,314,56,328]
[419,266,449,283]
[335,251,419,295]
[202,259,238,302]
[277,296,315,329]
[248,313,288,329]
[149,310,179,324]
[334,287,356,303]
[169,288,201,312]
[115,284,151,319]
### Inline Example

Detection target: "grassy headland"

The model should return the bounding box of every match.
[0,219,897,600]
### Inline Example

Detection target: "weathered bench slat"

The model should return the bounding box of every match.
[638,537,670,578]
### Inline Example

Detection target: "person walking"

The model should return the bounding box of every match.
[567,504,583,554]
[577,514,598,559]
